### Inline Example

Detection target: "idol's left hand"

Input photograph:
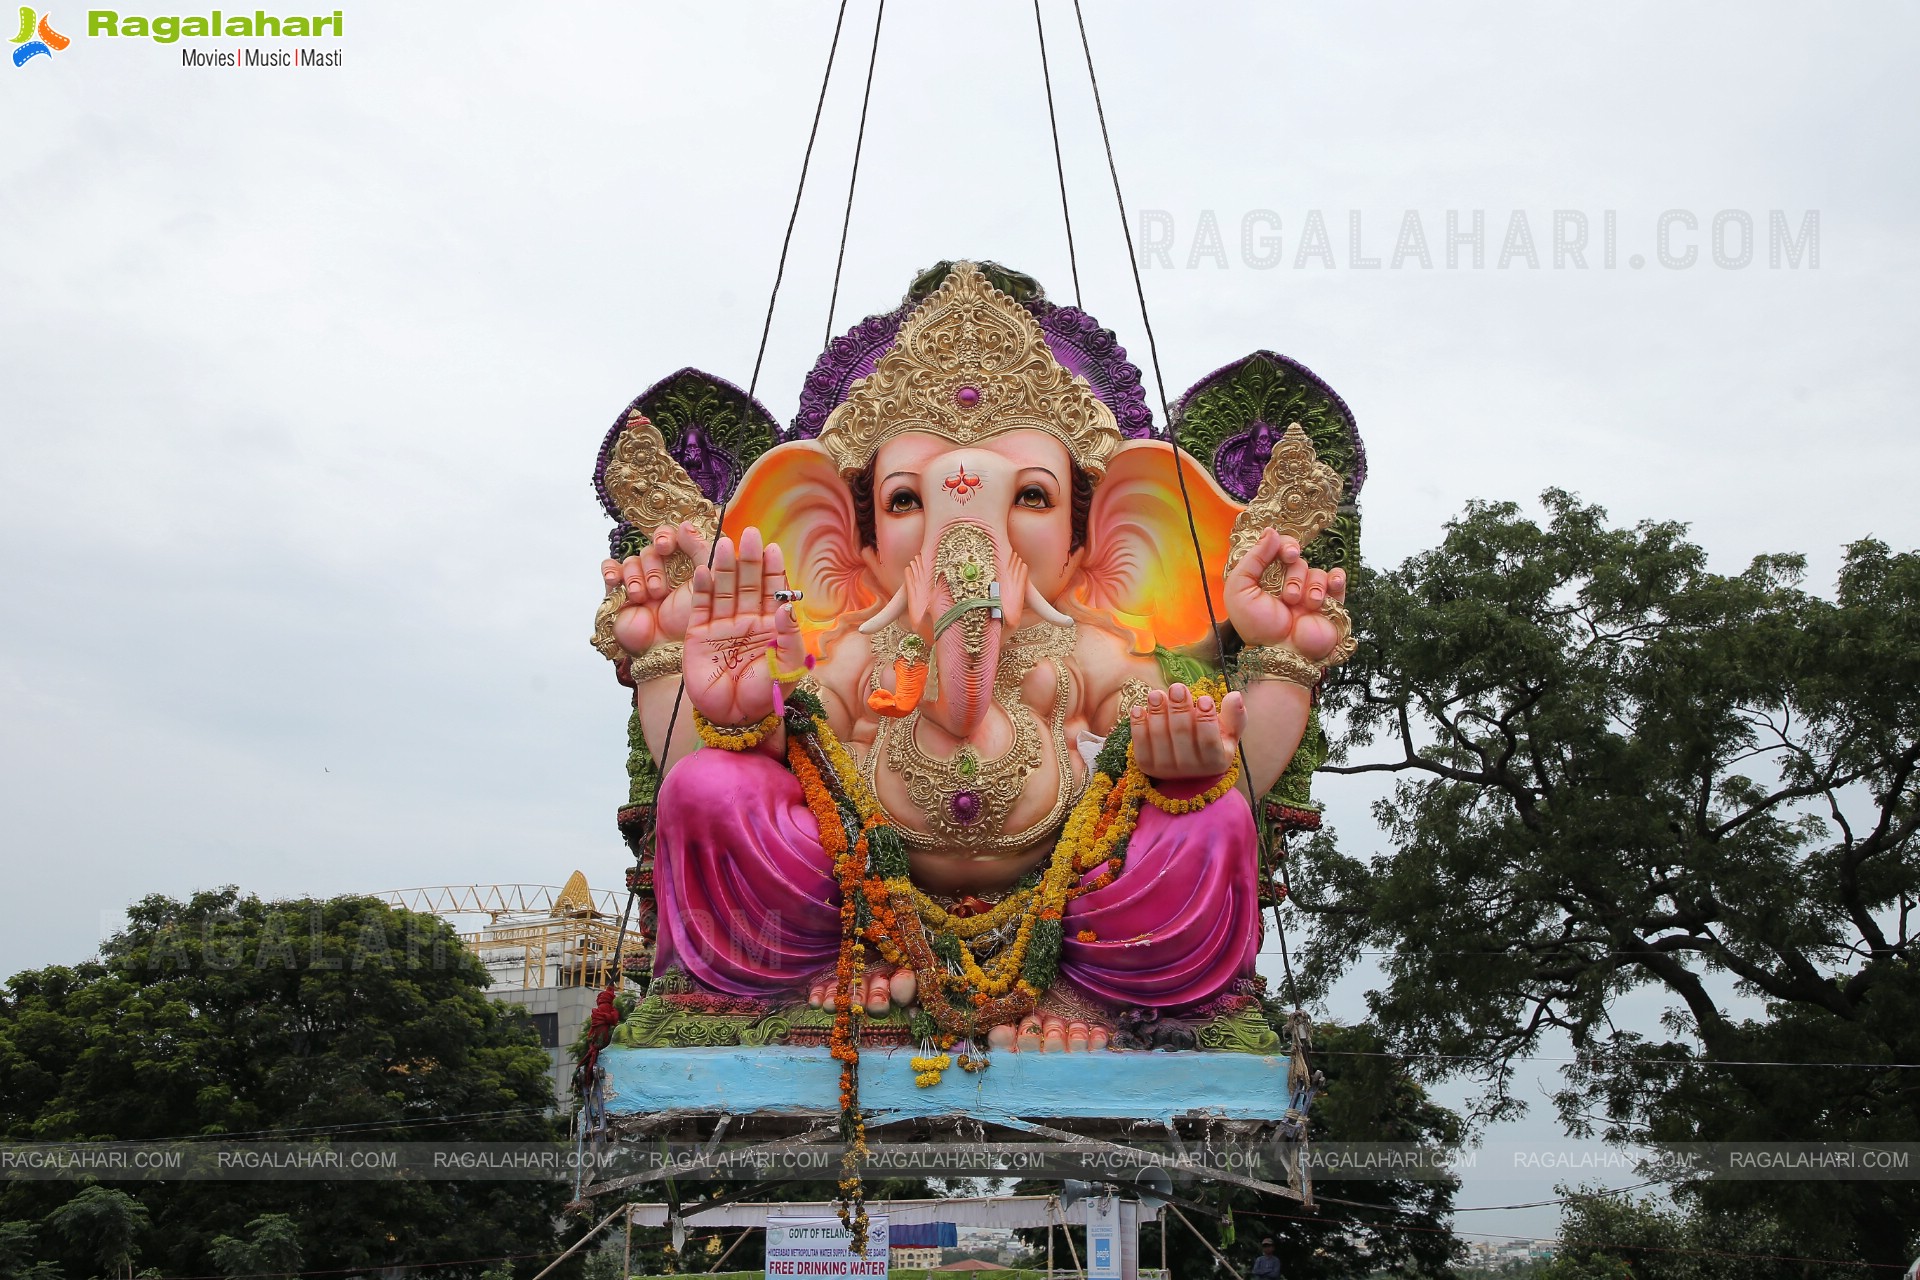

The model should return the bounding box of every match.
[1129,683,1247,782]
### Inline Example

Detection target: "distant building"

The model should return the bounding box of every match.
[377,872,642,1103]
[891,1247,942,1270]
[1459,1239,1558,1270]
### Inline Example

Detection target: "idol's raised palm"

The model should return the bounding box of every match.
[682,528,808,728]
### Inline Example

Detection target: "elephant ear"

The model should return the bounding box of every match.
[1168,351,1365,574]
[1077,441,1243,654]
[720,440,875,641]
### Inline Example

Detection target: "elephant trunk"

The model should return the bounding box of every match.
[922,522,1006,739]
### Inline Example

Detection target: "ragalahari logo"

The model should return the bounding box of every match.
[12,7,69,65]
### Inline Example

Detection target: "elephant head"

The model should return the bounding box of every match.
[590,259,1369,848]
[591,262,1361,700]
[723,427,1242,709]
[714,264,1245,721]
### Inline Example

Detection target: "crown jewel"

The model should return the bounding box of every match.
[817,262,1123,477]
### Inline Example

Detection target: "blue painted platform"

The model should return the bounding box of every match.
[603,1045,1292,1125]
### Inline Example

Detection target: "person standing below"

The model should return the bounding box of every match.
[1252,1237,1282,1280]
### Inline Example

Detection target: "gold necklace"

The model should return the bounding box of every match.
[864,622,1080,851]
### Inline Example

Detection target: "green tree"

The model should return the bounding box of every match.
[0,891,567,1277]
[1541,1186,1806,1280]
[0,1220,61,1280]
[44,1187,147,1279]
[208,1212,302,1280]
[1021,1022,1461,1280]
[1295,492,1920,1267]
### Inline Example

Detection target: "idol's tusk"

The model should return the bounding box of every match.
[1024,583,1072,627]
[858,585,910,634]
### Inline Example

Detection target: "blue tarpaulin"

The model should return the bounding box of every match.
[889,1223,958,1248]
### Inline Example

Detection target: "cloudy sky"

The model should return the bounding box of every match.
[4,0,1915,1238]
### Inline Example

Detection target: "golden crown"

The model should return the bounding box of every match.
[817,262,1123,478]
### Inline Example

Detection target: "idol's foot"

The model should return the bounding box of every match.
[807,966,916,1015]
[986,1015,1109,1052]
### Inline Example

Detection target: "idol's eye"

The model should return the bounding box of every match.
[885,488,923,514]
[1015,484,1053,510]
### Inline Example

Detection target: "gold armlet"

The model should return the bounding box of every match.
[693,709,781,752]
[1238,644,1323,689]
[628,642,685,684]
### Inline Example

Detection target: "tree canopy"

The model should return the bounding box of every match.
[1019,1021,1463,1280]
[1295,491,1920,1267]
[0,890,568,1277]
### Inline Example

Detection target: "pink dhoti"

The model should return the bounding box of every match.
[652,748,1260,1009]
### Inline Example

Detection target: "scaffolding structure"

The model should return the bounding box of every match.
[375,872,638,991]
[373,880,625,922]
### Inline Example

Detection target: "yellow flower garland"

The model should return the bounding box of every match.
[693,709,781,751]
[1140,754,1243,814]
[903,884,1036,939]
[789,684,1241,1046]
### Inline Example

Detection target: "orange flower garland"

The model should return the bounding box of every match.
[776,681,1239,1248]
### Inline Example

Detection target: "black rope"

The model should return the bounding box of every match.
[1271,885,1301,1007]
[748,0,853,397]
[1033,0,1080,307]
[1069,0,1309,1015]
[1069,0,1227,668]
[824,0,888,347]
[649,0,853,784]
[591,0,856,1153]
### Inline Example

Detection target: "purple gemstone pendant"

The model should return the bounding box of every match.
[955,385,980,407]
[949,790,984,826]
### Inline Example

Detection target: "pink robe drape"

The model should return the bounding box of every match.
[652,748,1259,1009]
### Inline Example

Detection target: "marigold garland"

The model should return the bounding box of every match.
[775,681,1239,1246]
[909,1053,951,1087]
[1140,753,1242,814]
[693,709,781,752]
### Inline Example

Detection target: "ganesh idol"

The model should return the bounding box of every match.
[591,262,1358,1055]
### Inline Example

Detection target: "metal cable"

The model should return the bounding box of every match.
[824,0,888,347]
[1033,0,1081,306]
[1067,0,1309,1015]
[650,0,854,791]
[748,0,854,396]
[1069,0,1227,665]
[586,16,863,1174]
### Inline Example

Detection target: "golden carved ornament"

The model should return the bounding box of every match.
[1238,643,1323,689]
[592,412,714,667]
[1318,599,1358,668]
[591,586,625,661]
[932,522,999,658]
[602,411,719,590]
[1227,421,1344,594]
[628,641,685,683]
[817,262,1122,478]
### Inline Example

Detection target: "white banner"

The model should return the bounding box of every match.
[1086,1195,1120,1280]
[765,1215,890,1279]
